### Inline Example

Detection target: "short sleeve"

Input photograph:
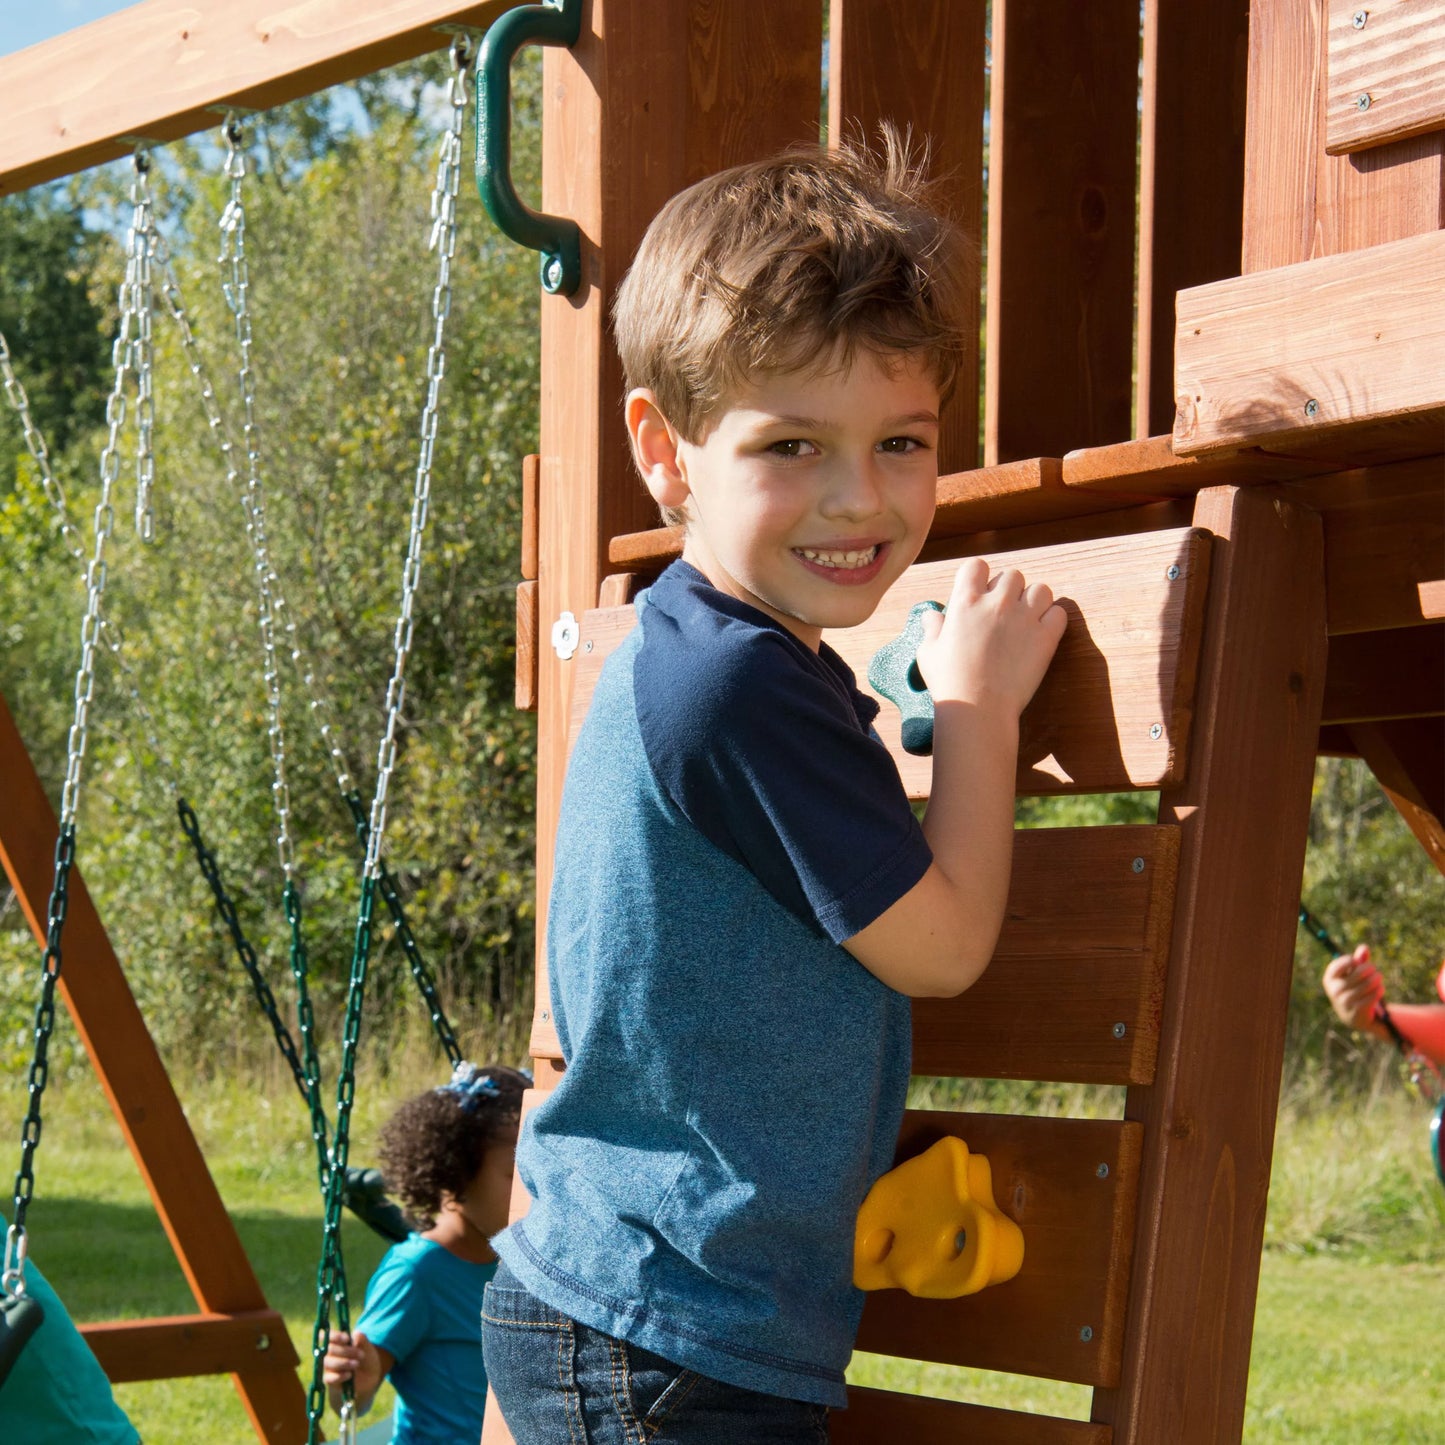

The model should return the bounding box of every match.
[635,577,932,943]
[356,1244,429,1363]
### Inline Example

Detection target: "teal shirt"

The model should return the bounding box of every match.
[357,1234,495,1445]
[0,1241,139,1444]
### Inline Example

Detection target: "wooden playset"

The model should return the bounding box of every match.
[1,1,1441,1442]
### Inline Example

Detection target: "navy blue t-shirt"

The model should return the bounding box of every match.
[494,561,929,1407]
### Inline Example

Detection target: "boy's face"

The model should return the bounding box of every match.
[628,349,940,650]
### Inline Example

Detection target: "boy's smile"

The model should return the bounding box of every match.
[628,349,941,649]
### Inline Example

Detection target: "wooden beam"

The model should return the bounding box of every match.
[0,692,306,1442]
[0,0,513,195]
[1136,0,1248,437]
[1174,230,1445,456]
[1322,625,1445,723]
[1325,0,1445,154]
[1093,486,1327,1443]
[984,0,1140,463]
[835,1389,1111,1445]
[80,1311,296,1384]
[1349,718,1445,874]
[828,0,987,474]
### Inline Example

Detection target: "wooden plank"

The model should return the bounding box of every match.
[1326,0,1445,154]
[984,0,1139,464]
[514,580,537,712]
[913,826,1178,1086]
[80,1311,296,1384]
[596,572,637,608]
[1276,456,1445,636]
[520,453,539,582]
[1349,718,1445,874]
[835,1386,1111,1445]
[528,0,823,1097]
[828,0,987,475]
[0,0,513,195]
[0,693,306,1443]
[1243,0,1445,273]
[855,1112,1142,1389]
[1322,625,1445,723]
[570,529,1213,800]
[1062,435,1334,500]
[1135,0,1249,437]
[1174,230,1445,456]
[1093,487,1327,1445]
[1422,579,1445,618]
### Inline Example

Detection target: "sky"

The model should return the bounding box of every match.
[0,0,138,59]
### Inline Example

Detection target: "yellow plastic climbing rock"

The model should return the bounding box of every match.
[853,1136,1024,1298]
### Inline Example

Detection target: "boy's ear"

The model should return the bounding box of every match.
[626,389,690,513]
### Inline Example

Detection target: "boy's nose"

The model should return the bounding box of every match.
[820,457,884,519]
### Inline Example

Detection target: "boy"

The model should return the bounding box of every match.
[482,134,1066,1442]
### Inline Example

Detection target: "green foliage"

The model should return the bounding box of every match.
[0,55,542,1074]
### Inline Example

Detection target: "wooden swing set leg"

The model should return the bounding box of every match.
[1092,485,1327,1443]
[0,691,306,1444]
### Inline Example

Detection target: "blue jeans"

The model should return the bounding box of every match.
[481,1260,832,1444]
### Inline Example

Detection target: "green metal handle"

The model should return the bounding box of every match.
[476,0,582,295]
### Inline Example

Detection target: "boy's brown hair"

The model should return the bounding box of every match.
[612,127,970,455]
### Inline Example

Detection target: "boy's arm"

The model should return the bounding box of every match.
[845,558,1065,998]
[323,1330,393,1417]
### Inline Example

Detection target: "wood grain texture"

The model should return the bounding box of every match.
[514,580,537,712]
[1243,0,1445,272]
[1094,486,1327,1445]
[855,1111,1143,1388]
[0,692,307,1441]
[985,0,1140,463]
[1348,717,1445,872]
[834,1388,1111,1445]
[0,0,512,193]
[912,825,1179,1085]
[829,0,987,474]
[1136,0,1249,437]
[1326,0,1445,153]
[520,453,539,582]
[1322,624,1445,722]
[1173,230,1445,455]
[80,1311,297,1383]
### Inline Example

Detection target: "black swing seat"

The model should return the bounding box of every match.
[0,1291,45,1388]
[342,1167,416,1243]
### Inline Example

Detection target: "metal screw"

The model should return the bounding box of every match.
[256,1333,272,1352]
[584,639,594,653]
[1356,93,1372,111]
[1112,1022,1128,1040]
[1149,722,1163,740]
[543,255,565,290]
[1166,564,1180,581]
[1304,398,1320,416]
[1080,1326,1095,1342]
[1096,1163,1110,1179]
[1131,856,1145,874]
[541,1010,550,1022]
[1352,10,1368,28]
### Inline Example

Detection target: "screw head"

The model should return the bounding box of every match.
[1352,9,1368,28]
[1166,563,1180,581]
[1080,1326,1095,1342]
[1096,1162,1110,1179]
[1356,93,1372,111]
[1149,722,1163,740]
[1304,398,1320,416]
[543,255,565,290]
[1131,856,1145,874]
[1112,1022,1128,1040]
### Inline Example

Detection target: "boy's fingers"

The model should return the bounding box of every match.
[951,556,991,603]
[988,566,1026,600]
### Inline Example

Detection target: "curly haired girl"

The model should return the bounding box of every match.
[322,1062,527,1445]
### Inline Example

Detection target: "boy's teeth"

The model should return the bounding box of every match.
[798,546,879,569]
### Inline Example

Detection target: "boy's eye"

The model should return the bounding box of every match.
[878,435,928,455]
[767,439,818,458]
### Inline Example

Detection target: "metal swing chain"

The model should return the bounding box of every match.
[306,41,472,1445]
[218,116,335,1192]
[4,157,154,1299]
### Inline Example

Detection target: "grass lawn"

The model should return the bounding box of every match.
[9,1064,1445,1442]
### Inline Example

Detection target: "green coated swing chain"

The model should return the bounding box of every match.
[5,156,154,1301]
[306,40,472,1445]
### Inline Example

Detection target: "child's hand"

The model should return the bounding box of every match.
[323,1329,385,1414]
[915,557,1067,716]
[1322,944,1385,1031]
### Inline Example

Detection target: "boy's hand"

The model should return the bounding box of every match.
[1322,944,1385,1032]
[915,557,1067,716]
[323,1329,387,1415]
